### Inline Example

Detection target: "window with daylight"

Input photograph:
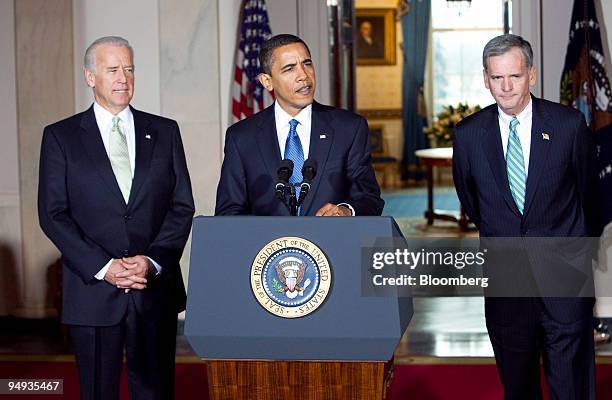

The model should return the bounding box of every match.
[430,0,511,115]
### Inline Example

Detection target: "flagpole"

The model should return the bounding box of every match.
[584,0,595,129]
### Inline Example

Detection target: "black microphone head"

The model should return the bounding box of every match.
[277,159,294,183]
[302,159,317,182]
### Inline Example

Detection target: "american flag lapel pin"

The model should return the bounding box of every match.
[542,132,550,141]
[320,133,327,139]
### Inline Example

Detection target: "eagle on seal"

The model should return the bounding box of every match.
[275,257,307,293]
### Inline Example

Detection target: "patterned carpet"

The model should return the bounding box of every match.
[382,187,460,218]
[381,186,476,237]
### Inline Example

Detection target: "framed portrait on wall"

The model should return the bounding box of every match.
[355,8,396,66]
[368,125,385,154]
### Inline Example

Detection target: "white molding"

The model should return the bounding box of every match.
[0,0,20,197]
[0,193,20,207]
[512,0,543,98]
[298,0,331,106]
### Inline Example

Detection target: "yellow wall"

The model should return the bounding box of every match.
[356,0,403,110]
[356,0,403,160]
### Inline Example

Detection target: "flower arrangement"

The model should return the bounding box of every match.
[423,102,481,146]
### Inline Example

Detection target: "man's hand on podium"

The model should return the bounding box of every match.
[315,203,352,217]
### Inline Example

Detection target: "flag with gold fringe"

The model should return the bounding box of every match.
[560,0,612,131]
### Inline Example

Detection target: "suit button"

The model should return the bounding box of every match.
[123,250,129,256]
[124,214,131,220]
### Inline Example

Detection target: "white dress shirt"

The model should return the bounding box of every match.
[275,101,311,159]
[273,101,355,215]
[92,102,161,280]
[93,102,136,176]
[498,99,533,175]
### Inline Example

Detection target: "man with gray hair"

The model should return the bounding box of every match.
[453,34,598,399]
[38,36,194,399]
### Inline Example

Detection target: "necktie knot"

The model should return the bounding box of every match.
[112,116,121,130]
[289,119,299,135]
[509,117,519,132]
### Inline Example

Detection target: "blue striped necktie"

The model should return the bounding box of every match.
[506,117,526,214]
[284,119,304,203]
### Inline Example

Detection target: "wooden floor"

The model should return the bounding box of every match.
[398,297,612,362]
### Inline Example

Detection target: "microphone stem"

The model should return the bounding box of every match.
[289,185,298,216]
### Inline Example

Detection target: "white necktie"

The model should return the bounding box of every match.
[109,116,132,203]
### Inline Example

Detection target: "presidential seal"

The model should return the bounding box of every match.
[250,237,332,318]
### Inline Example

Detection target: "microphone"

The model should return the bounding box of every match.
[298,159,317,205]
[275,159,294,198]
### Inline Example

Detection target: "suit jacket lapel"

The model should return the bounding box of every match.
[127,107,155,207]
[255,106,290,215]
[301,102,333,215]
[480,106,521,216]
[79,106,126,205]
[522,98,552,218]
[256,105,282,184]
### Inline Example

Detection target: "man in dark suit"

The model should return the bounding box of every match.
[38,36,194,400]
[453,34,597,399]
[215,34,383,217]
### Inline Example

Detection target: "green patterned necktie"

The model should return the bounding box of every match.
[109,116,132,203]
[506,117,526,214]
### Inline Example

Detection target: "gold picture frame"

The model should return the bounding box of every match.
[358,108,403,119]
[368,125,385,154]
[356,8,396,66]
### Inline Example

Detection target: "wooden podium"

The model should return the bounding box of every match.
[185,217,412,400]
[206,360,393,400]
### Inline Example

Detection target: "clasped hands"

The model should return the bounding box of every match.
[104,256,154,293]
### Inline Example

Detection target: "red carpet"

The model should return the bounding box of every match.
[0,358,208,400]
[1,358,611,399]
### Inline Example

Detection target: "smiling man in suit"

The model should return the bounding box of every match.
[38,36,194,400]
[215,34,383,217]
[453,34,598,399]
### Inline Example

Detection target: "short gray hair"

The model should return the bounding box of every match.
[84,36,133,73]
[482,34,533,71]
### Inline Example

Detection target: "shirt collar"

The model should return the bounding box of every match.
[498,98,532,128]
[93,102,132,128]
[274,101,312,128]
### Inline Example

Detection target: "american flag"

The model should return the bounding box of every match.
[231,0,274,122]
[560,0,612,132]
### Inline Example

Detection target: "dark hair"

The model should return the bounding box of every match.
[259,34,311,75]
[483,34,534,70]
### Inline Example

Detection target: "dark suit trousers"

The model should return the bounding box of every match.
[486,298,595,400]
[69,295,178,400]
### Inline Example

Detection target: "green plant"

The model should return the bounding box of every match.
[423,102,481,145]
